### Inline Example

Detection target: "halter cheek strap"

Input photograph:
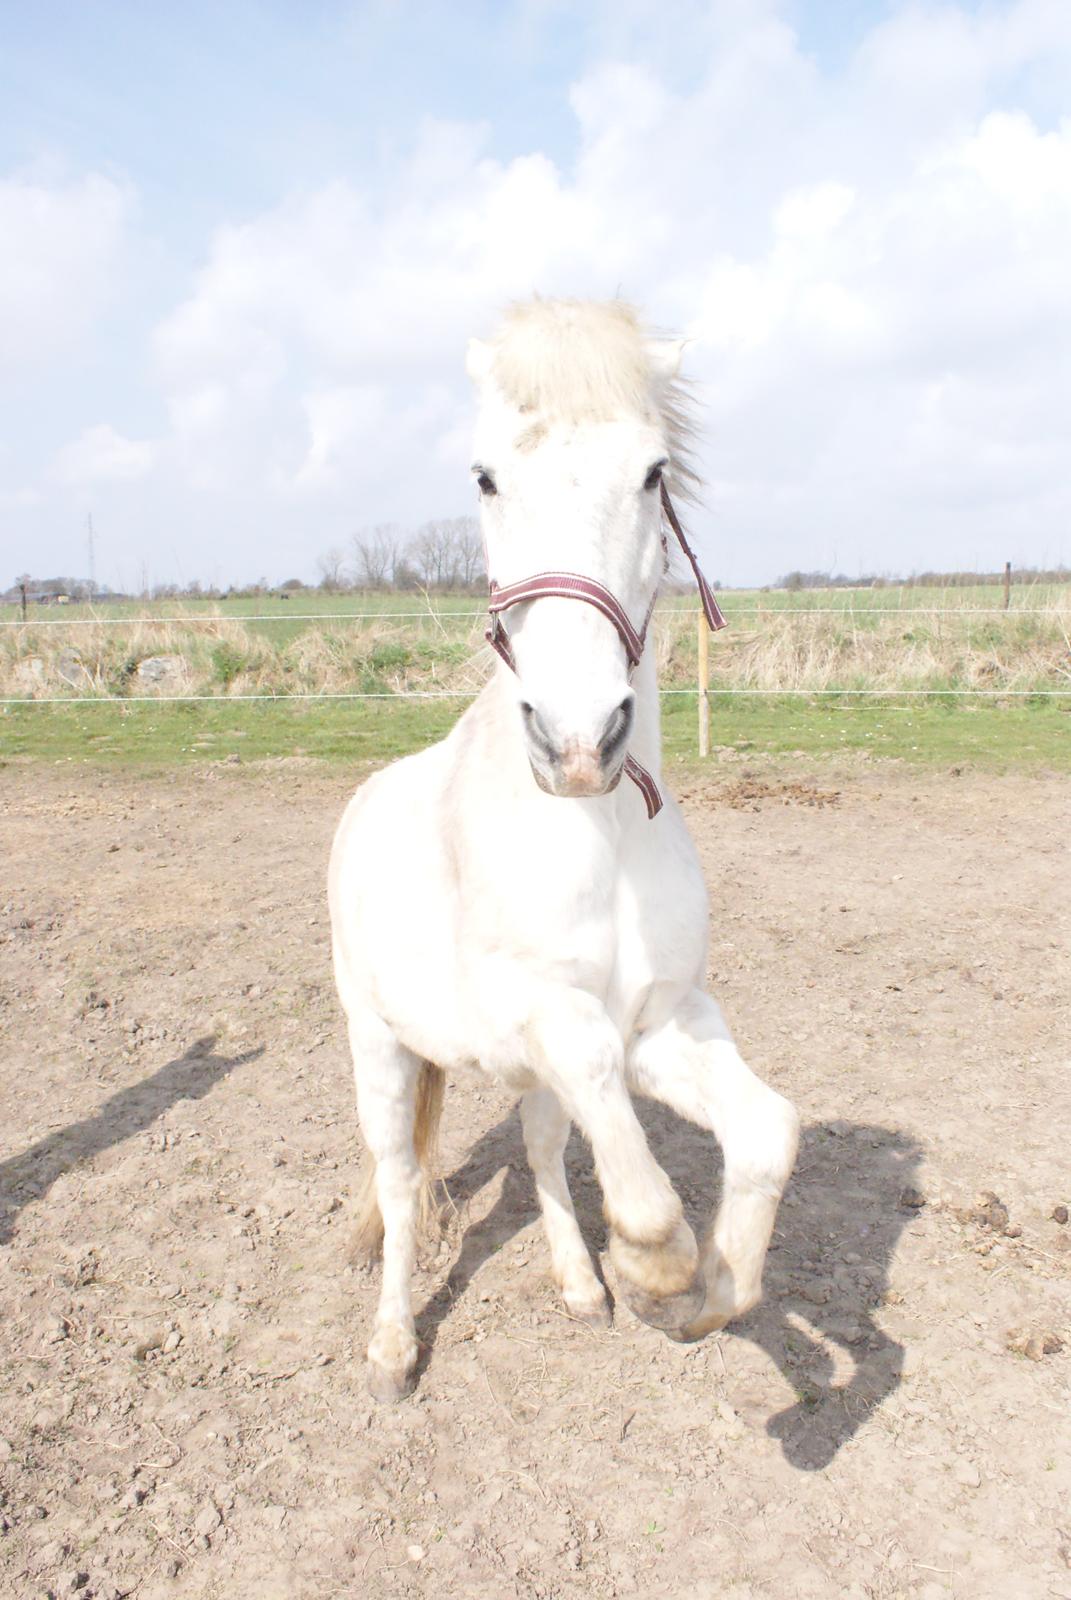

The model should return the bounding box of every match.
[660,480,727,633]
[486,486,726,819]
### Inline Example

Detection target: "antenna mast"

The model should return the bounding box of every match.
[86,513,96,597]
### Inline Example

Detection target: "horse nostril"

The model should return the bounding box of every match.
[599,696,635,764]
[518,701,558,765]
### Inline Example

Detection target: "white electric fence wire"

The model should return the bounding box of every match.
[2,688,1068,707]
[4,601,1067,704]
[0,606,1064,627]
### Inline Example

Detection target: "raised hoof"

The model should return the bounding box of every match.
[665,1307,730,1344]
[367,1359,418,1404]
[667,1262,759,1343]
[617,1268,707,1334]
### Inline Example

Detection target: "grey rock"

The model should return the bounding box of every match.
[135,654,187,687]
[14,656,46,692]
[57,650,90,687]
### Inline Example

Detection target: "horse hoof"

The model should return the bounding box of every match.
[665,1308,730,1344]
[668,1264,757,1342]
[564,1296,613,1330]
[617,1268,707,1334]
[367,1359,418,1404]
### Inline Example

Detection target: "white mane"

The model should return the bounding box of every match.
[488,298,700,498]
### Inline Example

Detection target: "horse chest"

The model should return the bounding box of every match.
[459,843,692,1007]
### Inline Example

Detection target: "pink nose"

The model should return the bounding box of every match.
[556,741,605,796]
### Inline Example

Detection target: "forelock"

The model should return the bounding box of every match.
[488,297,700,499]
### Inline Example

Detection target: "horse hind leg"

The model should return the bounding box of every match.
[520,1088,610,1328]
[347,1012,445,1402]
[350,1061,444,1265]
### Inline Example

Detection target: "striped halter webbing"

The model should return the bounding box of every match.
[486,481,727,820]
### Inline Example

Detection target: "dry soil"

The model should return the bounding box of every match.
[1,758,1069,1599]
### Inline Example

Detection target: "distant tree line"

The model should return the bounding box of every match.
[7,551,1067,607]
[316,517,485,593]
[774,566,1070,591]
[3,516,487,603]
[6,573,105,600]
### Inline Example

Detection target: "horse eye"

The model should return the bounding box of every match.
[476,470,497,497]
[643,461,666,492]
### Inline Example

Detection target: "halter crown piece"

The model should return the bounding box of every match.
[486,481,727,819]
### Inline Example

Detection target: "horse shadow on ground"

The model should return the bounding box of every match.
[415,1102,919,1472]
[0,1037,263,1247]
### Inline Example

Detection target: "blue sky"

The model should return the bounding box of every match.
[4,3,919,279]
[2,0,1069,589]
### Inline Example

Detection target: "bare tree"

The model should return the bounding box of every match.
[352,524,402,589]
[406,517,485,590]
[317,547,347,592]
[407,521,456,589]
[448,515,485,589]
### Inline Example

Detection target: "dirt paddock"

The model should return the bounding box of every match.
[1,758,1068,1599]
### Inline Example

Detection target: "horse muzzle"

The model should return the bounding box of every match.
[526,730,629,802]
[521,696,633,800]
[542,742,625,798]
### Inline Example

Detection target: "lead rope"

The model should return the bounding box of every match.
[486,486,726,819]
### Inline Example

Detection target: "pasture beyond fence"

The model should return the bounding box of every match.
[1,588,1068,732]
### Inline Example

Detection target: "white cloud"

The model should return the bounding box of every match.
[0,173,129,366]
[8,1,1071,584]
[56,424,157,485]
[0,485,42,509]
[289,386,385,491]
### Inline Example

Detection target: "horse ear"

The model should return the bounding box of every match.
[466,338,494,383]
[646,338,687,382]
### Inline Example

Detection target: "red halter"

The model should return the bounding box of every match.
[486,482,726,819]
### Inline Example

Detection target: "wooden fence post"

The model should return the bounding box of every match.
[1003,561,1011,610]
[697,610,710,758]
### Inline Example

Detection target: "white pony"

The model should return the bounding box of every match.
[329,299,799,1402]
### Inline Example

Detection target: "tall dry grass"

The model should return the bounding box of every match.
[654,600,1071,693]
[2,595,1068,700]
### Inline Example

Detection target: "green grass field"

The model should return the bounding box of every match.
[2,692,1067,773]
[4,581,1067,628]
[3,581,1067,773]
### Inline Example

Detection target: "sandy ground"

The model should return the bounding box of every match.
[1,756,1069,1600]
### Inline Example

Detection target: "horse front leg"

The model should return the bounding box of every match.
[520,1087,610,1327]
[627,989,800,1339]
[526,988,706,1333]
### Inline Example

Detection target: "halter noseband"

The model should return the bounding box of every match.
[486,481,727,819]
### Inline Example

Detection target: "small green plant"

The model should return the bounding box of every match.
[211,642,247,689]
[370,641,411,674]
[109,656,140,696]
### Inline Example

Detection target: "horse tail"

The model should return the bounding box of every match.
[350,1062,446,1263]
[413,1061,447,1236]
